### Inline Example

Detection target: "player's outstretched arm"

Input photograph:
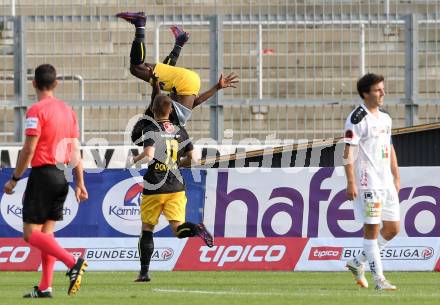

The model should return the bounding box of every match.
[193,72,239,108]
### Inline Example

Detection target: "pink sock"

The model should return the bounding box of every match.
[28,230,75,269]
[38,252,56,291]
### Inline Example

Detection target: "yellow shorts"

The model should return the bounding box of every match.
[140,191,187,225]
[153,63,201,96]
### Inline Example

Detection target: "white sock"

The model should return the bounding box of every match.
[354,234,388,265]
[363,238,384,281]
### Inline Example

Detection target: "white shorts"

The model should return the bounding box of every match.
[353,188,400,224]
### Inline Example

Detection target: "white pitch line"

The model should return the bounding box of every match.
[153,288,287,296]
[152,288,333,297]
[152,288,424,298]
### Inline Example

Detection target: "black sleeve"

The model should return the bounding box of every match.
[180,127,193,152]
[169,106,180,126]
[143,126,159,148]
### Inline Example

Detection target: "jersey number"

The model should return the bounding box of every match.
[165,139,178,164]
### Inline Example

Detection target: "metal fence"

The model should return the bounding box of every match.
[1,0,440,144]
[1,101,440,145]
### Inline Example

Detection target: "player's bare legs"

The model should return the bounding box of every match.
[380,220,400,240]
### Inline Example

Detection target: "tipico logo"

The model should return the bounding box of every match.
[0,178,78,232]
[102,177,169,235]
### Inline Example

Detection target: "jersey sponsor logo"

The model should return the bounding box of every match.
[308,246,342,260]
[371,126,388,135]
[0,238,41,271]
[174,237,308,271]
[381,144,390,159]
[25,117,38,129]
[0,178,78,233]
[364,201,381,218]
[154,162,177,171]
[102,177,169,235]
[163,122,175,134]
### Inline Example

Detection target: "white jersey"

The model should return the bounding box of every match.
[344,104,394,190]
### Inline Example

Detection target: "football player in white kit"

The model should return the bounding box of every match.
[343,73,400,291]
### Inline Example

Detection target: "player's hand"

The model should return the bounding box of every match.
[346,183,358,200]
[3,180,17,195]
[147,66,158,82]
[127,156,136,167]
[75,184,88,203]
[217,72,239,90]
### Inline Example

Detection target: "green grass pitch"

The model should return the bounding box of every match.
[1,271,439,305]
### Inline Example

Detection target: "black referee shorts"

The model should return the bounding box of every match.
[22,165,69,224]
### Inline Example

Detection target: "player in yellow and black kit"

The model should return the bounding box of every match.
[131,94,214,282]
[117,11,238,128]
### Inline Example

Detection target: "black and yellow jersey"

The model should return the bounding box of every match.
[131,105,180,146]
[142,121,193,195]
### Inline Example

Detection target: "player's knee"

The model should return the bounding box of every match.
[129,64,139,77]
[389,226,400,237]
[382,226,400,240]
[130,64,152,81]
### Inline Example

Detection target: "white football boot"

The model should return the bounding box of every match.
[375,279,397,291]
[346,259,369,288]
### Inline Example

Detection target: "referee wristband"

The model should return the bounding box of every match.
[11,174,21,182]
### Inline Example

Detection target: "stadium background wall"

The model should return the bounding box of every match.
[200,123,440,167]
[1,167,440,271]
